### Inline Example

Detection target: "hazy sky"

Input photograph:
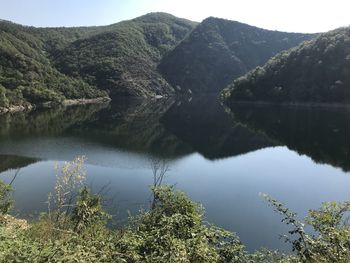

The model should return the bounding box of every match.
[1,0,349,33]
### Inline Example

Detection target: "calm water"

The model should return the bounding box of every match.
[1,97,350,251]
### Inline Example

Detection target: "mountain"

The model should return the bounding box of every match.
[223,27,350,104]
[0,13,197,110]
[0,20,107,109]
[0,13,315,111]
[159,17,313,94]
[53,13,197,97]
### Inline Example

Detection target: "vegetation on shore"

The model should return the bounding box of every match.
[1,157,350,262]
[223,27,350,104]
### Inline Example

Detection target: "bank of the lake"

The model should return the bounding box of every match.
[0,96,111,115]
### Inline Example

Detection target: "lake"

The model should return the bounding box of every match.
[1,96,350,251]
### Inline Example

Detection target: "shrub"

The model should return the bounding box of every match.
[116,186,248,263]
[20,86,64,104]
[0,85,9,108]
[0,180,12,215]
[264,194,350,262]
[71,186,110,233]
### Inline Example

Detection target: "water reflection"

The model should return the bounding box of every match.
[0,103,108,138]
[0,97,276,170]
[228,104,350,171]
[0,154,39,174]
[161,96,277,159]
[67,98,193,159]
[1,97,350,172]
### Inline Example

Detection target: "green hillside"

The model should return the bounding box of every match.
[53,13,197,97]
[0,21,106,109]
[0,13,197,110]
[159,17,313,94]
[224,27,350,104]
[0,12,317,111]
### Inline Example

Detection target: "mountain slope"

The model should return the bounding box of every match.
[53,13,198,97]
[0,13,315,109]
[159,17,313,94]
[0,13,197,110]
[0,21,106,109]
[224,27,350,104]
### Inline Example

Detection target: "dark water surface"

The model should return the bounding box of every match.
[1,96,350,251]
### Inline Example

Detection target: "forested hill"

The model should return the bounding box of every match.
[0,13,197,109]
[52,13,198,97]
[224,27,350,104]
[0,12,316,111]
[158,17,313,94]
[0,20,107,109]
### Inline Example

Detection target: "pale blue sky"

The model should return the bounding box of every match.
[1,0,349,33]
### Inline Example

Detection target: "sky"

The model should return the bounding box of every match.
[0,0,349,33]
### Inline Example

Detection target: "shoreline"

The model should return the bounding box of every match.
[62,96,111,106]
[0,104,34,114]
[0,97,111,115]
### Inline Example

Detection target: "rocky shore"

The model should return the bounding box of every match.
[0,97,111,115]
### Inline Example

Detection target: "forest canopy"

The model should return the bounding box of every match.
[223,27,350,104]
